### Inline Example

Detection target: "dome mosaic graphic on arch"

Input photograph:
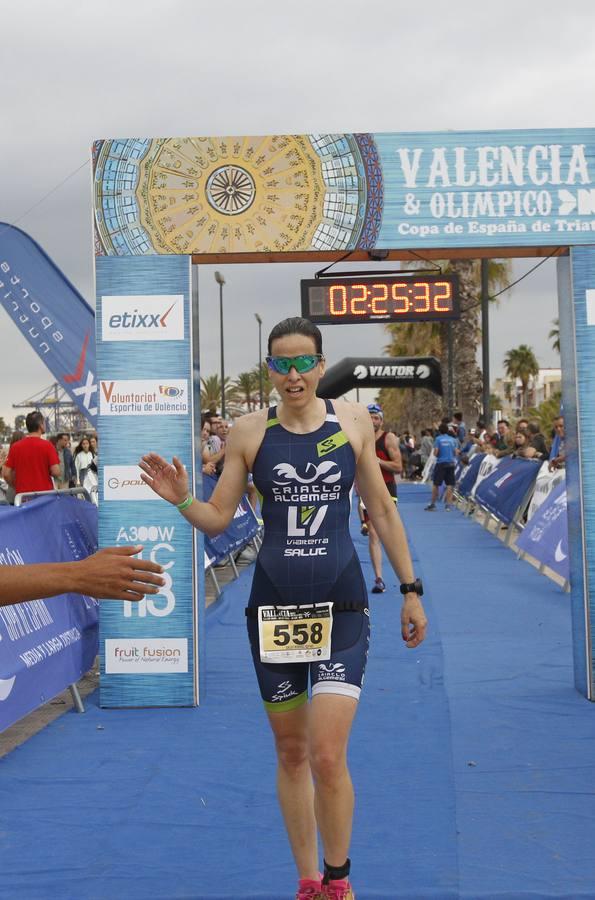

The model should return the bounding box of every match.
[93,135,383,255]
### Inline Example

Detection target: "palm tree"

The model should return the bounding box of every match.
[548,318,560,354]
[200,374,237,413]
[503,344,540,412]
[380,259,510,431]
[251,362,275,407]
[234,371,258,410]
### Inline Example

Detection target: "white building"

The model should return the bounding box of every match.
[492,367,561,416]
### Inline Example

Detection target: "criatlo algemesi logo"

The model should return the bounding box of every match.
[317,662,346,681]
[273,461,341,486]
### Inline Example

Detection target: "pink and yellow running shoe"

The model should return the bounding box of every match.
[322,878,355,899]
[296,876,324,899]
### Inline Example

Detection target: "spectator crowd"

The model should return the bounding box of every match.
[0,411,98,505]
[0,405,565,512]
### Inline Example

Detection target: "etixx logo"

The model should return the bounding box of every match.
[101,295,184,342]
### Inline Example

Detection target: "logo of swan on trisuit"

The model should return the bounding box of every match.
[273,461,341,485]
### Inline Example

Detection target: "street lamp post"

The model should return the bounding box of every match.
[255,313,263,409]
[214,271,226,419]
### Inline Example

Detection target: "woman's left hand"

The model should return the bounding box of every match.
[139,453,189,505]
[401,594,428,648]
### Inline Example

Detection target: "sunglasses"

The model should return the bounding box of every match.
[266,354,322,375]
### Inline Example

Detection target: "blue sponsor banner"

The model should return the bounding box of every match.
[202,475,259,564]
[0,224,97,424]
[93,130,595,256]
[457,453,486,498]
[516,482,569,582]
[474,458,541,524]
[374,129,595,250]
[0,495,98,733]
[96,255,197,708]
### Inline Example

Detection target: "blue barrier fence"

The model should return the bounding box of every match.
[202,475,260,565]
[454,454,569,585]
[516,481,570,581]
[0,495,99,733]
[473,457,541,525]
[457,453,486,498]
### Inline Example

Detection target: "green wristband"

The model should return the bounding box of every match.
[177,495,193,512]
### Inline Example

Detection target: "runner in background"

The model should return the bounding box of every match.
[360,403,402,594]
[425,423,459,512]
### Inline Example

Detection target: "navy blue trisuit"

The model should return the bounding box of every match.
[246,400,370,711]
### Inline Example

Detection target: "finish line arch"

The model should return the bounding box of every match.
[93,128,595,707]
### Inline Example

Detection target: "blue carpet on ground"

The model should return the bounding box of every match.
[1,484,594,899]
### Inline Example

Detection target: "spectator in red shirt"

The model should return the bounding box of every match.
[2,411,60,497]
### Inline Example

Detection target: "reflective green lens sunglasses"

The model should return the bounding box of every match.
[266,354,322,375]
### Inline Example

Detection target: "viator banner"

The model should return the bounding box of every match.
[317,357,442,398]
[0,224,97,424]
[0,496,98,733]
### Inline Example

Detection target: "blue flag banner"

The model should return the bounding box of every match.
[0,495,99,733]
[474,458,542,524]
[202,475,260,564]
[457,453,486,497]
[0,224,97,424]
[516,482,570,582]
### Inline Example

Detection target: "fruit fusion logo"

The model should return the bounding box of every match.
[101,295,185,342]
[105,638,188,674]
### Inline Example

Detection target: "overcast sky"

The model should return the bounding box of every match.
[1,0,587,428]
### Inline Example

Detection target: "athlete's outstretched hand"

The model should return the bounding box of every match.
[139,453,189,506]
[401,595,428,649]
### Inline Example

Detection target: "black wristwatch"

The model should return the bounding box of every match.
[400,578,424,597]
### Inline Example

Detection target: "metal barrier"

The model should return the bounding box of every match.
[14,486,91,507]
[204,530,263,598]
[9,488,95,715]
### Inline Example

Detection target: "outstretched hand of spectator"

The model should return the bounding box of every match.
[139,453,189,506]
[0,546,165,607]
[75,546,165,601]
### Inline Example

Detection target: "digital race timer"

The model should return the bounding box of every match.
[300,274,460,325]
